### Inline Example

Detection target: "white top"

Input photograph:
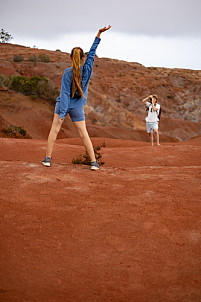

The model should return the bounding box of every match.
[145,101,160,122]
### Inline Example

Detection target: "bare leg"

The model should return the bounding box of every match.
[150,131,154,146]
[46,113,64,157]
[73,120,96,162]
[154,129,160,146]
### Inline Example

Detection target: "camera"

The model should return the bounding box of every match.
[149,97,152,102]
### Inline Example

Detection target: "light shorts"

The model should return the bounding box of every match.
[54,102,85,122]
[146,121,158,133]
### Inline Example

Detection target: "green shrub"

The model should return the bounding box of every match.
[85,52,98,58]
[8,76,40,95]
[0,74,59,104]
[28,55,38,65]
[148,67,157,70]
[72,143,105,166]
[56,49,61,52]
[30,95,37,99]
[13,54,24,62]
[167,95,174,99]
[19,127,27,136]
[37,78,59,104]
[0,74,8,87]
[38,54,51,63]
[2,125,27,138]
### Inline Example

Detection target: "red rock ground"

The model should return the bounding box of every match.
[0,136,201,302]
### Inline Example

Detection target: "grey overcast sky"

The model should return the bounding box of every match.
[1,0,201,69]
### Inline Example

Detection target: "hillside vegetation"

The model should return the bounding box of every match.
[0,43,201,141]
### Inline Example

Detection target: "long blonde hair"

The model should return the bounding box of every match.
[70,47,84,98]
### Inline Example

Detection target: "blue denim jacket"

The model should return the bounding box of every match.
[56,36,101,119]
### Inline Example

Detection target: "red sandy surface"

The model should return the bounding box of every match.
[0,137,201,302]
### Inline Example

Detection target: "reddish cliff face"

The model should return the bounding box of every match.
[0,43,201,141]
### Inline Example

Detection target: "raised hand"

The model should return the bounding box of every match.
[99,25,111,33]
[97,25,111,38]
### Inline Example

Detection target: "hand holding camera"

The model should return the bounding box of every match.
[149,95,156,104]
[149,95,153,103]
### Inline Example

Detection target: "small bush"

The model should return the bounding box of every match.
[30,95,37,99]
[85,52,98,58]
[0,74,8,87]
[13,54,24,62]
[8,75,40,95]
[56,49,61,52]
[167,95,174,99]
[148,67,157,70]
[72,143,105,166]
[0,74,59,104]
[2,125,28,138]
[38,54,51,63]
[37,78,59,104]
[28,55,38,65]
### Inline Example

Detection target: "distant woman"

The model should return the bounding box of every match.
[42,26,111,170]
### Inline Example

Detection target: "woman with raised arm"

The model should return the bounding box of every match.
[42,25,111,170]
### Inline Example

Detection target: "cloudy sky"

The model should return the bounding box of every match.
[1,0,201,69]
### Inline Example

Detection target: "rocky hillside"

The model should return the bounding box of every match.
[0,43,201,141]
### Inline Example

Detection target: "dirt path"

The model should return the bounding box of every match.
[0,137,201,302]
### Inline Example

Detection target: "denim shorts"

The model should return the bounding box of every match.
[54,102,85,122]
[146,122,158,133]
